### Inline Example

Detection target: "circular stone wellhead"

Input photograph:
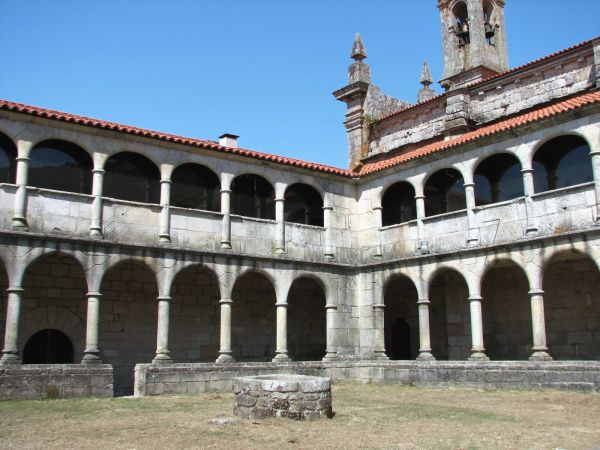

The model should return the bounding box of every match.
[233,374,334,421]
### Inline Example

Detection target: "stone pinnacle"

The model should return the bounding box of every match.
[351,33,367,61]
[420,61,433,86]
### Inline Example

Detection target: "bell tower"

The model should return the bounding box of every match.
[438,0,508,89]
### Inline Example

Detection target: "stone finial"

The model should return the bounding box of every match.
[351,33,367,61]
[417,60,436,103]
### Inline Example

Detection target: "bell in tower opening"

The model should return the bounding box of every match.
[439,0,508,90]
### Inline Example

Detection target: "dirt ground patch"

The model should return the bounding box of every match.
[0,384,598,449]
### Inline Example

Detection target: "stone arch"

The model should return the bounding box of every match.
[481,258,532,360]
[474,152,524,206]
[382,181,417,226]
[231,270,276,361]
[99,259,158,395]
[0,131,17,184]
[542,249,600,360]
[284,183,324,227]
[287,276,326,361]
[231,173,275,220]
[20,252,88,363]
[103,151,161,204]
[532,134,593,193]
[384,273,419,360]
[428,266,471,360]
[169,264,220,362]
[424,167,466,216]
[170,163,221,212]
[29,139,93,194]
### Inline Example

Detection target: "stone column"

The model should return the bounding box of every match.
[275,197,285,253]
[372,303,388,359]
[372,205,383,257]
[521,168,539,234]
[89,169,105,238]
[416,298,435,360]
[220,175,233,249]
[216,298,235,363]
[273,301,291,361]
[464,182,479,245]
[468,295,489,361]
[11,140,33,231]
[589,150,600,221]
[323,303,338,361]
[159,179,171,243]
[152,296,172,363]
[323,202,334,260]
[529,289,552,361]
[0,287,24,364]
[82,292,102,363]
[415,194,429,254]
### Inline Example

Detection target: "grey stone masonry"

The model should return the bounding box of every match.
[233,374,333,421]
[0,364,113,400]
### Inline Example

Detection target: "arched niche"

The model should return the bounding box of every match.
[452,1,470,46]
[23,329,74,364]
[29,139,92,194]
[0,132,17,184]
[382,181,416,226]
[474,153,523,206]
[384,274,419,360]
[284,183,324,227]
[287,277,326,361]
[170,163,220,212]
[231,174,275,220]
[533,135,593,193]
[103,152,160,204]
[424,168,466,216]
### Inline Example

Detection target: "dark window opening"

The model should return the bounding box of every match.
[284,183,324,227]
[452,1,470,46]
[0,133,17,184]
[483,0,498,45]
[23,329,74,364]
[171,163,220,211]
[474,153,523,206]
[231,174,275,220]
[424,168,466,216]
[29,140,92,194]
[104,152,160,204]
[382,181,417,226]
[533,136,592,193]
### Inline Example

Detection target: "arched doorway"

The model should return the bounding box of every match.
[169,265,220,362]
[231,271,276,361]
[22,329,74,364]
[482,260,532,360]
[99,260,158,395]
[543,251,600,360]
[429,268,471,360]
[287,277,326,361]
[384,275,419,360]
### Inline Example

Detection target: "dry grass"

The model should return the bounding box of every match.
[0,384,599,449]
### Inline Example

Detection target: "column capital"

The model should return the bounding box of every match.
[372,205,382,211]
[414,194,425,200]
[157,295,172,302]
[160,179,172,185]
[417,298,430,305]
[322,205,333,211]
[92,168,105,175]
[275,301,288,308]
[274,197,285,203]
[468,295,483,302]
[520,168,534,174]
[463,182,475,188]
[219,298,233,305]
[589,149,600,157]
[373,303,385,310]
[324,304,338,310]
[15,156,30,163]
[86,291,102,298]
[220,188,232,194]
[528,288,544,296]
[6,287,24,294]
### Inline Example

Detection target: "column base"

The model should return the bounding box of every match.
[371,351,389,360]
[221,241,232,250]
[322,352,338,362]
[416,351,435,361]
[324,253,335,260]
[159,235,171,243]
[272,353,291,362]
[525,226,538,236]
[529,351,553,361]
[275,247,286,254]
[215,353,236,364]
[89,228,103,239]
[11,219,28,232]
[152,353,173,364]
[468,351,489,361]
[0,352,21,365]
[81,352,102,364]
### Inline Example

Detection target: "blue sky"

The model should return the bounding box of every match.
[1,1,599,169]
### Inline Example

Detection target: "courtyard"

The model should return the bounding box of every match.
[0,383,598,449]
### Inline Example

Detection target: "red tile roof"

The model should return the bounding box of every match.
[377,37,597,124]
[0,99,354,178]
[359,89,600,176]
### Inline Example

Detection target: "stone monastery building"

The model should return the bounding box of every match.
[1,0,600,398]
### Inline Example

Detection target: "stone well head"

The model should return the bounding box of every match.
[233,374,333,421]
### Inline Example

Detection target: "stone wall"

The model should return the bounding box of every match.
[0,364,113,400]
